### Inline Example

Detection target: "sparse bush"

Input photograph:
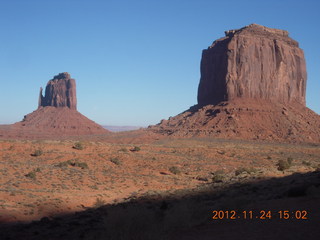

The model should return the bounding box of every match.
[31,149,43,157]
[35,167,41,172]
[302,160,311,166]
[267,156,272,160]
[212,174,224,183]
[130,146,141,152]
[212,170,225,182]
[90,185,98,190]
[119,148,128,152]
[235,167,257,176]
[73,142,84,150]
[214,170,225,175]
[56,160,71,168]
[56,159,88,169]
[25,171,36,180]
[196,176,208,182]
[235,169,244,176]
[277,159,291,171]
[75,162,89,169]
[287,157,293,165]
[93,198,106,208]
[110,157,121,165]
[169,166,181,175]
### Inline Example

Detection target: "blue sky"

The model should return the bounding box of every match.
[0,0,319,126]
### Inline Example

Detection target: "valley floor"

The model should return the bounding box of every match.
[0,138,319,239]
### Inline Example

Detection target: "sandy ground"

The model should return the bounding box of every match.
[0,138,319,239]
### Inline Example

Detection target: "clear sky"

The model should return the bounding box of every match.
[0,0,319,126]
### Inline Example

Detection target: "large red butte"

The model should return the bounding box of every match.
[198,24,306,106]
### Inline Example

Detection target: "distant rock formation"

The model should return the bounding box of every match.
[39,72,77,110]
[150,24,320,143]
[198,24,307,106]
[9,73,109,138]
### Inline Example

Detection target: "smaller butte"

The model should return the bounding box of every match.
[38,72,77,110]
[12,72,108,138]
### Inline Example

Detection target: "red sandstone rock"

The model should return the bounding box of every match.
[149,99,320,143]
[39,72,77,110]
[13,107,107,137]
[150,24,320,143]
[198,24,307,106]
[10,73,109,137]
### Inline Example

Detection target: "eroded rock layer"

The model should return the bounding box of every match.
[198,24,307,106]
[150,24,319,143]
[8,73,109,138]
[149,99,320,143]
[39,72,77,110]
[12,107,107,137]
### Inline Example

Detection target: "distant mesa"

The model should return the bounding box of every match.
[150,24,320,143]
[11,72,109,138]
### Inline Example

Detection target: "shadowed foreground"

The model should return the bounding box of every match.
[1,170,319,240]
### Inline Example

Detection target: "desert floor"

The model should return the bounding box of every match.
[0,137,319,239]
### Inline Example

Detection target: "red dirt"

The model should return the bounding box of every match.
[0,107,109,139]
[0,138,319,239]
[149,99,320,144]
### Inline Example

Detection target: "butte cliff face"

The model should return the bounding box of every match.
[39,72,77,110]
[11,72,108,138]
[198,24,307,106]
[150,24,320,143]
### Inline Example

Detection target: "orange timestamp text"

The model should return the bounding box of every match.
[212,210,308,220]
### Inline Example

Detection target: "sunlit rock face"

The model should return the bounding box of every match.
[197,24,307,106]
[39,72,77,110]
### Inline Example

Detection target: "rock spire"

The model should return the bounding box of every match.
[38,72,77,110]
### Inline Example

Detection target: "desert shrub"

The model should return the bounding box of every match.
[287,157,293,165]
[110,157,121,165]
[302,160,311,166]
[235,167,257,176]
[119,147,128,152]
[277,159,291,171]
[55,160,71,168]
[93,198,106,208]
[25,171,36,180]
[32,149,43,157]
[74,162,89,169]
[35,167,41,172]
[56,160,88,169]
[73,142,84,150]
[195,176,208,182]
[212,170,225,182]
[169,166,181,175]
[212,174,224,183]
[267,156,272,160]
[131,146,141,152]
[235,168,244,176]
